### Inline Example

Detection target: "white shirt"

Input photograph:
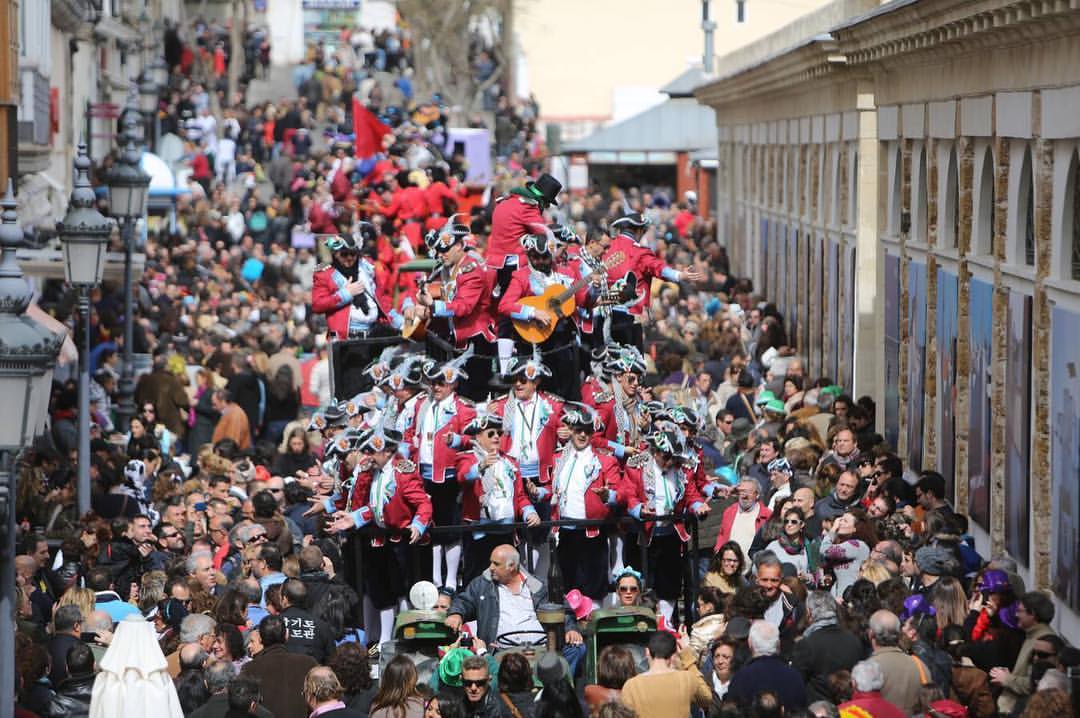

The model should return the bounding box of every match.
[509,396,541,466]
[418,396,452,466]
[711,672,730,699]
[767,481,792,512]
[495,579,543,647]
[730,504,760,562]
[555,447,594,520]
[764,595,785,627]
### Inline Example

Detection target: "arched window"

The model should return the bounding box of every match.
[943,147,959,248]
[976,146,995,254]
[1019,146,1035,266]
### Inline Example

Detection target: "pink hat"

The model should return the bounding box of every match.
[565,589,594,621]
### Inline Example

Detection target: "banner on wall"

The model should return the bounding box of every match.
[936,270,958,501]
[884,254,901,450]
[1051,305,1080,610]
[967,277,993,528]
[1005,292,1032,566]
[907,262,927,472]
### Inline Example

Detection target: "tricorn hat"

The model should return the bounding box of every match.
[423,345,473,384]
[561,402,602,433]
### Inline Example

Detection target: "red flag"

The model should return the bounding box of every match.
[353,97,391,158]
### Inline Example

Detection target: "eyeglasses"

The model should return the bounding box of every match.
[621,374,640,384]
[1032,650,1057,660]
[249,534,267,543]
[462,678,488,687]
[617,585,639,594]
[784,519,803,525]
[721,558,740,565]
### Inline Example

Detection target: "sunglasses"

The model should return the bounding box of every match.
[617,585,639,593]
[249,534,268,543]
[784,519,803,525]
[337,250,359,258]
[1032,650,1057,660]
[462,679,488,688]
[482,430,502,438]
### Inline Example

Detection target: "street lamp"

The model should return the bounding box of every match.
[149,56,170,91]
[57,143,113,517]
[106,115,150,435]
[137,71,159,151]
[0,178,64,718]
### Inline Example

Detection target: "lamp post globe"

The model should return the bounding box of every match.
[58,143,113,287]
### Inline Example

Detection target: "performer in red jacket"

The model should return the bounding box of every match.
[619,423,710,624]
[589,345,649,461]
[497,230,592,400]
[455,411,540,584]
[487,353,564,574]
[412,222,498,401]
[402,352,476,588]
[602,211,704,349]
[328,425,432,643]
[310,230,400,341]
[549,402,623,600]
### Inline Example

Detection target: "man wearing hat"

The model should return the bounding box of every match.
[312,231,397,342]
[487,172,562,295]
[328,424,433,642]
[621,423,710,623]
[580,347,613,408]
[590,345,648,461]
[401,351,477,588]
[765,457,795,512]
[497,230,591,399]
[455,410,540,584]
[487,353,564,573]
[602,211,704,349]
[548,402,623,600]
[378,353,428,436]
[413,222,499,402]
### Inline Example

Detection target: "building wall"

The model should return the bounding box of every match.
[697,0,1080,637]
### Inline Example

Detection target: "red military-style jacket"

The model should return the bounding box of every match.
[547,445,623,538]
[497,265,590,323]
[603,233,678,317]
[311,260,393,340]
[486,194,544,269]
[308,200,338,235]
[487,391,563,493]
[589,391,647,460]
[403,393,476,483]
[429,251,498,346]
[424,180,459,226]
[619,452,706,544]
[455,451,535,523]
[347,459,433,540]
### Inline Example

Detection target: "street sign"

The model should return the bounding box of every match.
[86,103,121,119]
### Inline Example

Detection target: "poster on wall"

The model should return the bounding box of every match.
[1051,305,1080,610]
[843,245,856,389]
[884,254,901,450]
[828,239,839,381]
[760,218,770,298]
[1005,292,1032,566]
[907,262,927,471]
[967,277,994,529]
[936,270,958,502]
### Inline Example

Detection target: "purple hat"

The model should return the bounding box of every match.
[998,601,1020,629]
[900,593,936,622]
[976,569,1011,595]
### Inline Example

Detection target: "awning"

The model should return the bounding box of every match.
[562,98,717,163]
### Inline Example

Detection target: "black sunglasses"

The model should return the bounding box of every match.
[462,678,488,687]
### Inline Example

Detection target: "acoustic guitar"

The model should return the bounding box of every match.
[512,251,625,344]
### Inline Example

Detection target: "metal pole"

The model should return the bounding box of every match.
[1,451,15,718]
[77,289,91,516]
[115,219,136,434]
[702,1,716,74]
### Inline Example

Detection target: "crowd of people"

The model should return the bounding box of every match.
[11,10,1078,718]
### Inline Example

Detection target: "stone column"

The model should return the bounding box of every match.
[1031,100,1053,588]
[954,136,975,516]
[853,81,883,406]
[990,136,1010,556]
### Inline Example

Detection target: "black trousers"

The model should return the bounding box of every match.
[609,312,643,351]
[457,336,497,403]
[362,538,412,609]
[557,528,610,600]
[512,320,580,401]
[648,533,686,601]
[423,478,461,546]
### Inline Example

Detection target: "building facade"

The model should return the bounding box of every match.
[697,0,1080,635]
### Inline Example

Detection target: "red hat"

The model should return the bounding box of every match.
[254,465,271,483]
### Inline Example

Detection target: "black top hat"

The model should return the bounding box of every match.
[525,173,562,206]
[610,212,650,231]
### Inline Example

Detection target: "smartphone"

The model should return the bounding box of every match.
[460,634,473,649]
[194,502,207,512]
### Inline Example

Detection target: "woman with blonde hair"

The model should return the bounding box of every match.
[57,586,95,624]
[138,571,168,615]
[857,559,892,586]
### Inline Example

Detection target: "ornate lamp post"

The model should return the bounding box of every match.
[105,114,150,434]
[0,179,64,718]
[57,144,114,516]
[137,71,159,151]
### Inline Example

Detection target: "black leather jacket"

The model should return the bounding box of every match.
[47,672,95,718]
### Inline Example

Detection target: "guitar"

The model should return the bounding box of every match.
[402,265,444,340]
[512,251,625,344]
